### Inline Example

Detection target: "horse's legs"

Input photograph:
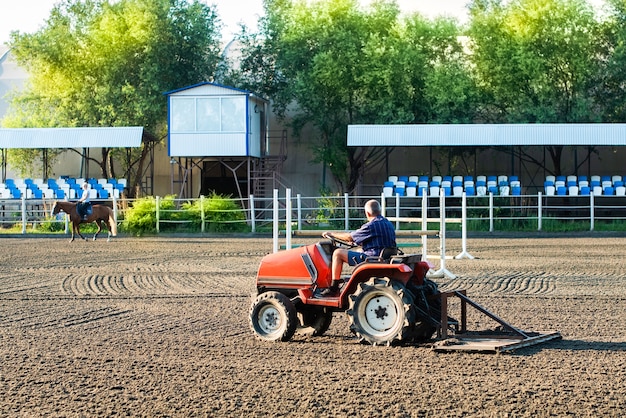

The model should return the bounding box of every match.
[75,221,87,241]
[93,220,104,241]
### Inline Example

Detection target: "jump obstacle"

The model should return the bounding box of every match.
[271,189,476,279]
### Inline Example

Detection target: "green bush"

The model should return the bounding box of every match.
[36,216,66,232]
[198,192,248,232]
[121,196,162,235]
[121,194,248,235]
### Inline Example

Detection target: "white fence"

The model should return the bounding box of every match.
[2,191,626,235]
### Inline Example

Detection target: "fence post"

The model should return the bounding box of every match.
[297,194,302,231]
[200,195,205,233]
[344,193,349,230]
[156,196,160,233]
[21,196,26,234]
[489,192,494,232]
[112,195,118,223]
[590,192,595,231]
[421,195,428,261]
[395,193,400,230]
[537,192,542,231]
[273,189,279,253]
[64,196,69,234]
[249,195,256,233]
[286,188,292,250]
[380,193,386,216]
[455,192,474,259]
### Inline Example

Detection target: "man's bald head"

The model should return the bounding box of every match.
[364,200,381,217]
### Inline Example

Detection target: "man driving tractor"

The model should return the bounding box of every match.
[320,199,396,295]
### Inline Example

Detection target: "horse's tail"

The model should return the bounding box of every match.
[108,211,118,236]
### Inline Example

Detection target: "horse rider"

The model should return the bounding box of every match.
[77,182,92,220]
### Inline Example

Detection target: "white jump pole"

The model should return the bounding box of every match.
[455,192,475,260]
[421,195,428,260]
[429,192,456,279]
[272,189,279,253]
[285,188,292,250]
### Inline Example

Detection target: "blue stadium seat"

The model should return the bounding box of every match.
[512,186,521,196]
[604,186,615,196]
[465,186,475,196]
[556,186,567,196]
[580,186,590,195]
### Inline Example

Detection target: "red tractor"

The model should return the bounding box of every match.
[249,235,441,346]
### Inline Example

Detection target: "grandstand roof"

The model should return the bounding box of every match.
[347,124,626,147]
[0,127,143,149]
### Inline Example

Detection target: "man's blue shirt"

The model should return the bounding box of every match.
[350,215,397,256]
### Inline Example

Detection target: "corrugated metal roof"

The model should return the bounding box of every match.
[0,127,143,148]
[347,124,626,147]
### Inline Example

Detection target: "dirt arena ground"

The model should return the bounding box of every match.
[1,233,625,417]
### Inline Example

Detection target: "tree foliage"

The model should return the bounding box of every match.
[468,0,605,175]
[230,0,474,193]
[3,0,222,195]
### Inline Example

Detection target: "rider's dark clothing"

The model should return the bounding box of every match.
[349,215,397,257]
[77,202,92,218]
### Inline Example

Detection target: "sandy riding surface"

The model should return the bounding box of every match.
[1,235,625,417]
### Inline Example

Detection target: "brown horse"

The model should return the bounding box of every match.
[51,200,118,242]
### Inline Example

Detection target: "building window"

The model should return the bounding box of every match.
[171,96,246,133]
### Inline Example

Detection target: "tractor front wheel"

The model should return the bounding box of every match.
[347,277,414,346]
[249,291,297,342]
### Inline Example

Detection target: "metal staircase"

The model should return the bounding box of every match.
[250,130,288,198]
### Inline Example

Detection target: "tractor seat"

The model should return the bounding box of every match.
[365,247,402,264]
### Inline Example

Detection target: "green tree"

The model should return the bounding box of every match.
[468,0,604,175]
[596,0,626,123]
[3,0,222,195]
[231,0,472,193]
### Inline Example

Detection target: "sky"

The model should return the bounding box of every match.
[0,0,472,46]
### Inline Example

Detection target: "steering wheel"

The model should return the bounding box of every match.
[322,231,356,248]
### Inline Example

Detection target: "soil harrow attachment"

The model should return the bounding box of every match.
[432,290,562,353]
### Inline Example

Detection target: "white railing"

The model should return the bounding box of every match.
[2,191,626,235]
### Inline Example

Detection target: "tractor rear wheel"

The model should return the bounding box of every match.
[296,306,333,336]
[249,291,297,342]
[347,277,414,346]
